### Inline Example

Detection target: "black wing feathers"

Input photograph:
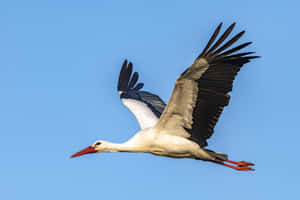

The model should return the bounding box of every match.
[187,23,259,147]
[214,31,245,54]
[206,23,235,55]
[128,72,139,89]
[199,23,222,58]
[118,60,144,92]
[133,83,144,91]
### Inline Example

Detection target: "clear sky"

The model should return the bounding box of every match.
[0,0,299,199]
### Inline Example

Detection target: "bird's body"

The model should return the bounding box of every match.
[71,22,258,171]
[94,129,213,160]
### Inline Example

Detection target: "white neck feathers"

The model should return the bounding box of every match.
[102,141,145,153]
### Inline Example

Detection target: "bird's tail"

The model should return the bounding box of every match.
[204,149,228,161]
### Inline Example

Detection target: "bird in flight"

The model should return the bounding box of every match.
[71,22,258,171]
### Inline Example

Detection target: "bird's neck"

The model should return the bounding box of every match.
[103,141,145,153]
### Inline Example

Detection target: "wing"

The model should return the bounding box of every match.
[118,60,166,130]
[155,23,259,147]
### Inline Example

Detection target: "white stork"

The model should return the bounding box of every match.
[71,23,258,171]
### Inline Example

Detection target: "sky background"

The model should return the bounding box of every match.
[0,0,299,199]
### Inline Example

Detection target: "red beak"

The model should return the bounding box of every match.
[70,146,97,158]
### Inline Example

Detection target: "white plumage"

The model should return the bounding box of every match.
[121,98,159,130]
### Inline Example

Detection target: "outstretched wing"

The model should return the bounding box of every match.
[155,23,259,147]
[118,60,166,130]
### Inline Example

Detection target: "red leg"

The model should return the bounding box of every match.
[216,160,255,171]
[226,160,255,166]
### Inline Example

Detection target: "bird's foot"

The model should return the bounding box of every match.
[219,160,255,171]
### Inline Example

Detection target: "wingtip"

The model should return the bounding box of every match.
[245,55,261,59]
[118,60,145,92]
[123,59,128,66]
[216,22,223,32]
[134,83,144,90]
[229,22,236,29]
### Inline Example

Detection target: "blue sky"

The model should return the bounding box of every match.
[0,0,299,199]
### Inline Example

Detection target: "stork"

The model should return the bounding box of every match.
[71,23,258,171]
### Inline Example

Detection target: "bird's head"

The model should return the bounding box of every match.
[70,140,107,158]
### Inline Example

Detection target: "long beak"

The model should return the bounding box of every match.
[70,146,97,158]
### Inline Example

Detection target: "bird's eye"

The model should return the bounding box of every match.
[95,142,101,146]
